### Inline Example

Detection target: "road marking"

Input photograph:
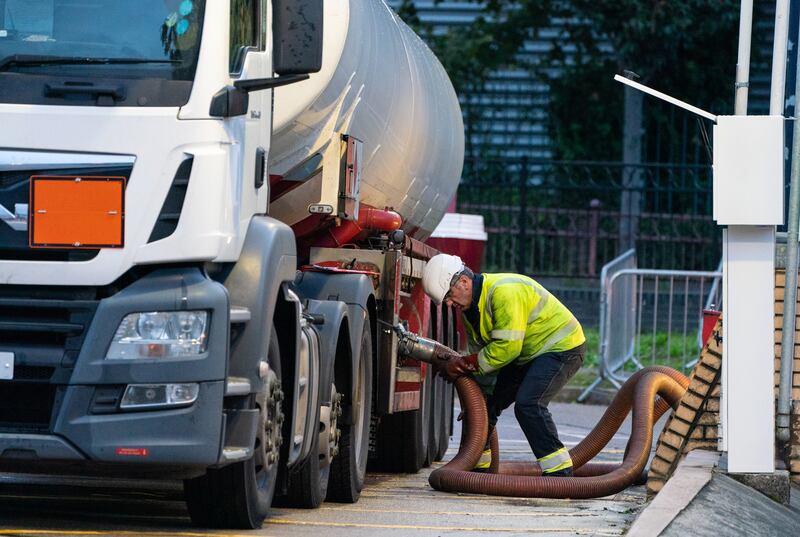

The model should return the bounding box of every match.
[317,506,600,517]
[268,518,623,534]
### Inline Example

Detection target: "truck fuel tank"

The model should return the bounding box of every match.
[269,0,464,241]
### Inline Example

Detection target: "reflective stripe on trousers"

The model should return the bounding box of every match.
[474,448,492,469]
[538,447,572,473]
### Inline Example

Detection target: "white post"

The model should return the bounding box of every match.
[720,0,776,473]
[723,227,776,472]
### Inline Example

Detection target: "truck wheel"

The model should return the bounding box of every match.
[327,319,373,502]
[375,363,431,473]
[418,364,433,468]
[275,394,330,509]
[427,372,446,464]
[184,331,283,529]
[278,420,329,508]
[436,380,454,461]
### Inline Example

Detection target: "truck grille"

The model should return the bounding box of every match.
[0,289,98,432]
[0,383,58,432]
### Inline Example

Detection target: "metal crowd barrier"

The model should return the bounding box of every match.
[578,251,721,402]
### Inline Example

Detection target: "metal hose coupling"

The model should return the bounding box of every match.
[393,322,461,365]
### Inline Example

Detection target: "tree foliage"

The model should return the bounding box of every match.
[396,0,740,161]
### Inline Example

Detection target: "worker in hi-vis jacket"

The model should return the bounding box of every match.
[422,254,585,476]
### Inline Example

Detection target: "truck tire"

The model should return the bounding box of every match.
[427,372,446,464]
[375,364,431,473]
[327,319,373,502]
[436,380,454,461]
[184,331,283,529]
[418,365,433,468]
[275,385,330,508]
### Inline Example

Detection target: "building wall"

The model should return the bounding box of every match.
[387,1,557,159]
[773,269,800,480]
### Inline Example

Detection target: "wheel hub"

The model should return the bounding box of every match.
[320,385,343,465]
[257,365,284,472]
[330,388,343,459]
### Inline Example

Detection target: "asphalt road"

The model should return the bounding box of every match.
[0,401,666,537]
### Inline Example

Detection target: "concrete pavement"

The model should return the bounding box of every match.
[0,399,657,536]
[261,400,653,536]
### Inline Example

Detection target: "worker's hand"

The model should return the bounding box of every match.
[441,353,478,382]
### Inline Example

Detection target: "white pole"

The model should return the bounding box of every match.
[734,0,754,115]
[770,0,790,115]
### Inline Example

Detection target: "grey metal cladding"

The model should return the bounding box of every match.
[0,433,85,464]
[301,298,348,407]
[294,271,373,364]
[69,267,229,385]
[294,271,374,412]
[53,381,225,468]
[224,216,297,388]
[293,271,374,312]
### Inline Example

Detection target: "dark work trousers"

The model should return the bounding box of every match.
[484,343,585,459]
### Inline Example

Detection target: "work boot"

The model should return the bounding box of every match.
[544,466,573,477]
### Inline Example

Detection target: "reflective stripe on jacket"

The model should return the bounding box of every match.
[462,273,585,375]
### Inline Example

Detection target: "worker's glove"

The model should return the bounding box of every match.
[441,353,478,382]
[432,347,458,367]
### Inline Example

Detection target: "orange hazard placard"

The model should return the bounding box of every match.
[29,176,126,248]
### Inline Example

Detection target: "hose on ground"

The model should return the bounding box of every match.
[428,366,689,498]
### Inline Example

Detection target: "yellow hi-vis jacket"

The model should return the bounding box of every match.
[463,273,585,376]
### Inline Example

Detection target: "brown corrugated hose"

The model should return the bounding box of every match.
[428,366,689,498]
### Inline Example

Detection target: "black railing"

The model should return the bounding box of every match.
[457,158,720,278]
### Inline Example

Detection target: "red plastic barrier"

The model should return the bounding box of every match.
[702,309,721,345]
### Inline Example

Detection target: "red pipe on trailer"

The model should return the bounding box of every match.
[308,205,403,248]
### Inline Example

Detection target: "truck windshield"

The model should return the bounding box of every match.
[0,0,205,81]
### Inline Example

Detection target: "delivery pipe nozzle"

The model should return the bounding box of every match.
[393,322,460,366]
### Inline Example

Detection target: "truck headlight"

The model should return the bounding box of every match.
[106,311,209,359]
[120,383,200,409]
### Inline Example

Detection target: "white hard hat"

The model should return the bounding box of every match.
[422,254,465,305]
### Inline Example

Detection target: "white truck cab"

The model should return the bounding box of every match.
[0,1,463,529]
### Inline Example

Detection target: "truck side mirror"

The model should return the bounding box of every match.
[273,0,323,75]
